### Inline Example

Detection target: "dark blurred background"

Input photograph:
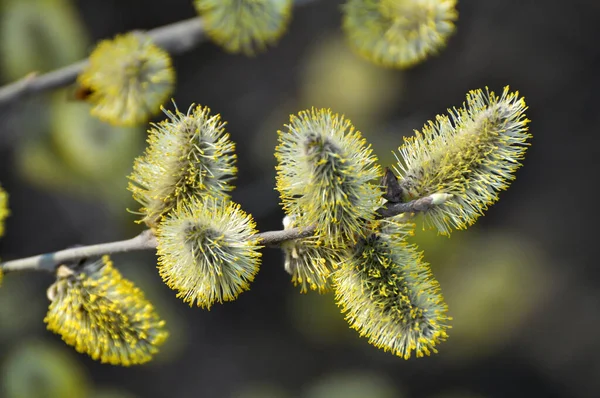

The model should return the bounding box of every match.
[0,0,598,397]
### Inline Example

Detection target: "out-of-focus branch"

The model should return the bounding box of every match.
[0,194,447,273]
[0,0,321,108]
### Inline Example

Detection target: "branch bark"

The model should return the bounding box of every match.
[0,195,438,273]
[0,0,320,108]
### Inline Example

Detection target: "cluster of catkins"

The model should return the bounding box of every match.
[275,87,530,358]
[128,85,527,361]
[0,85,530,364]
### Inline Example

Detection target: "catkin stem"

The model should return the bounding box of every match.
[0,0,321,108]
[0,195,435,273]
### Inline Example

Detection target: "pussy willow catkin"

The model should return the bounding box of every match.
[342,0,458,68]
[44,256,168,366]
[275,108,382,247]
[0,183,8,238]
[0,183,7,286]
[334,221,450,359]
[194,0,293,55]
[394,86,530,234]
[156,196,262,309]
[281,215,341,293]
[77,32,175,126]
[128,103,237,229]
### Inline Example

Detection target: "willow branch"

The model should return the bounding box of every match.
[0,195,441,273]
[1,230,158,273]
[0,0,320,107]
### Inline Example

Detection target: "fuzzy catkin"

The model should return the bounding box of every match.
[128,103,237,229]
[77,32,175,126]
[156,196,262,309]
[342,0,458,68]
[334,221,450,359]
[44,256,168,366]
[275,108,382,247]
[194,0,293,55]
[394,86,531,234]
[281,215,342,293]
[0,183,8,238]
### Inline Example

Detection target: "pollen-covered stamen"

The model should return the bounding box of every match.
[394,86,530,234]
[334,221,450,359]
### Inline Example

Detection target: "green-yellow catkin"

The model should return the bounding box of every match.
[342,0,458,68]
[0,182,7,287]
[0,183,8,238]
[334,221,450,359]
[44,256,168,366]
[275,108,382,247]
[194,0,293,55]
[281,215,341,293]
[128,103,237,229]
[156,196,262,309]
[77,32,175,126]
[394,86,531,234]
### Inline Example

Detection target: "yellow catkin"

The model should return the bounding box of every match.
[394,86,531,234]
[0,183,8,238]
[194,0,293,55]
[128,103,237,229]
[156,196,262,309]
[275,108,382,247]
[334,221,450,359]
[44,256,168,366]
[77,32,175,126]
[281,215,341,293]
[343,0,458,68]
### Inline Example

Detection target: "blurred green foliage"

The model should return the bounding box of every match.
[302,371,402,398]
[0,274,45,341]
[16,103,143,212]
[232,382,291,398]
[299,34,403,130]
[1,0,145,214]
[287,289,355,345]
[412,227,546,360]
[1,340,90,398]
[0,0,88,80]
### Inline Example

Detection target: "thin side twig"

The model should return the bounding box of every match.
[0,195,438,273]
[0,0,321,107]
